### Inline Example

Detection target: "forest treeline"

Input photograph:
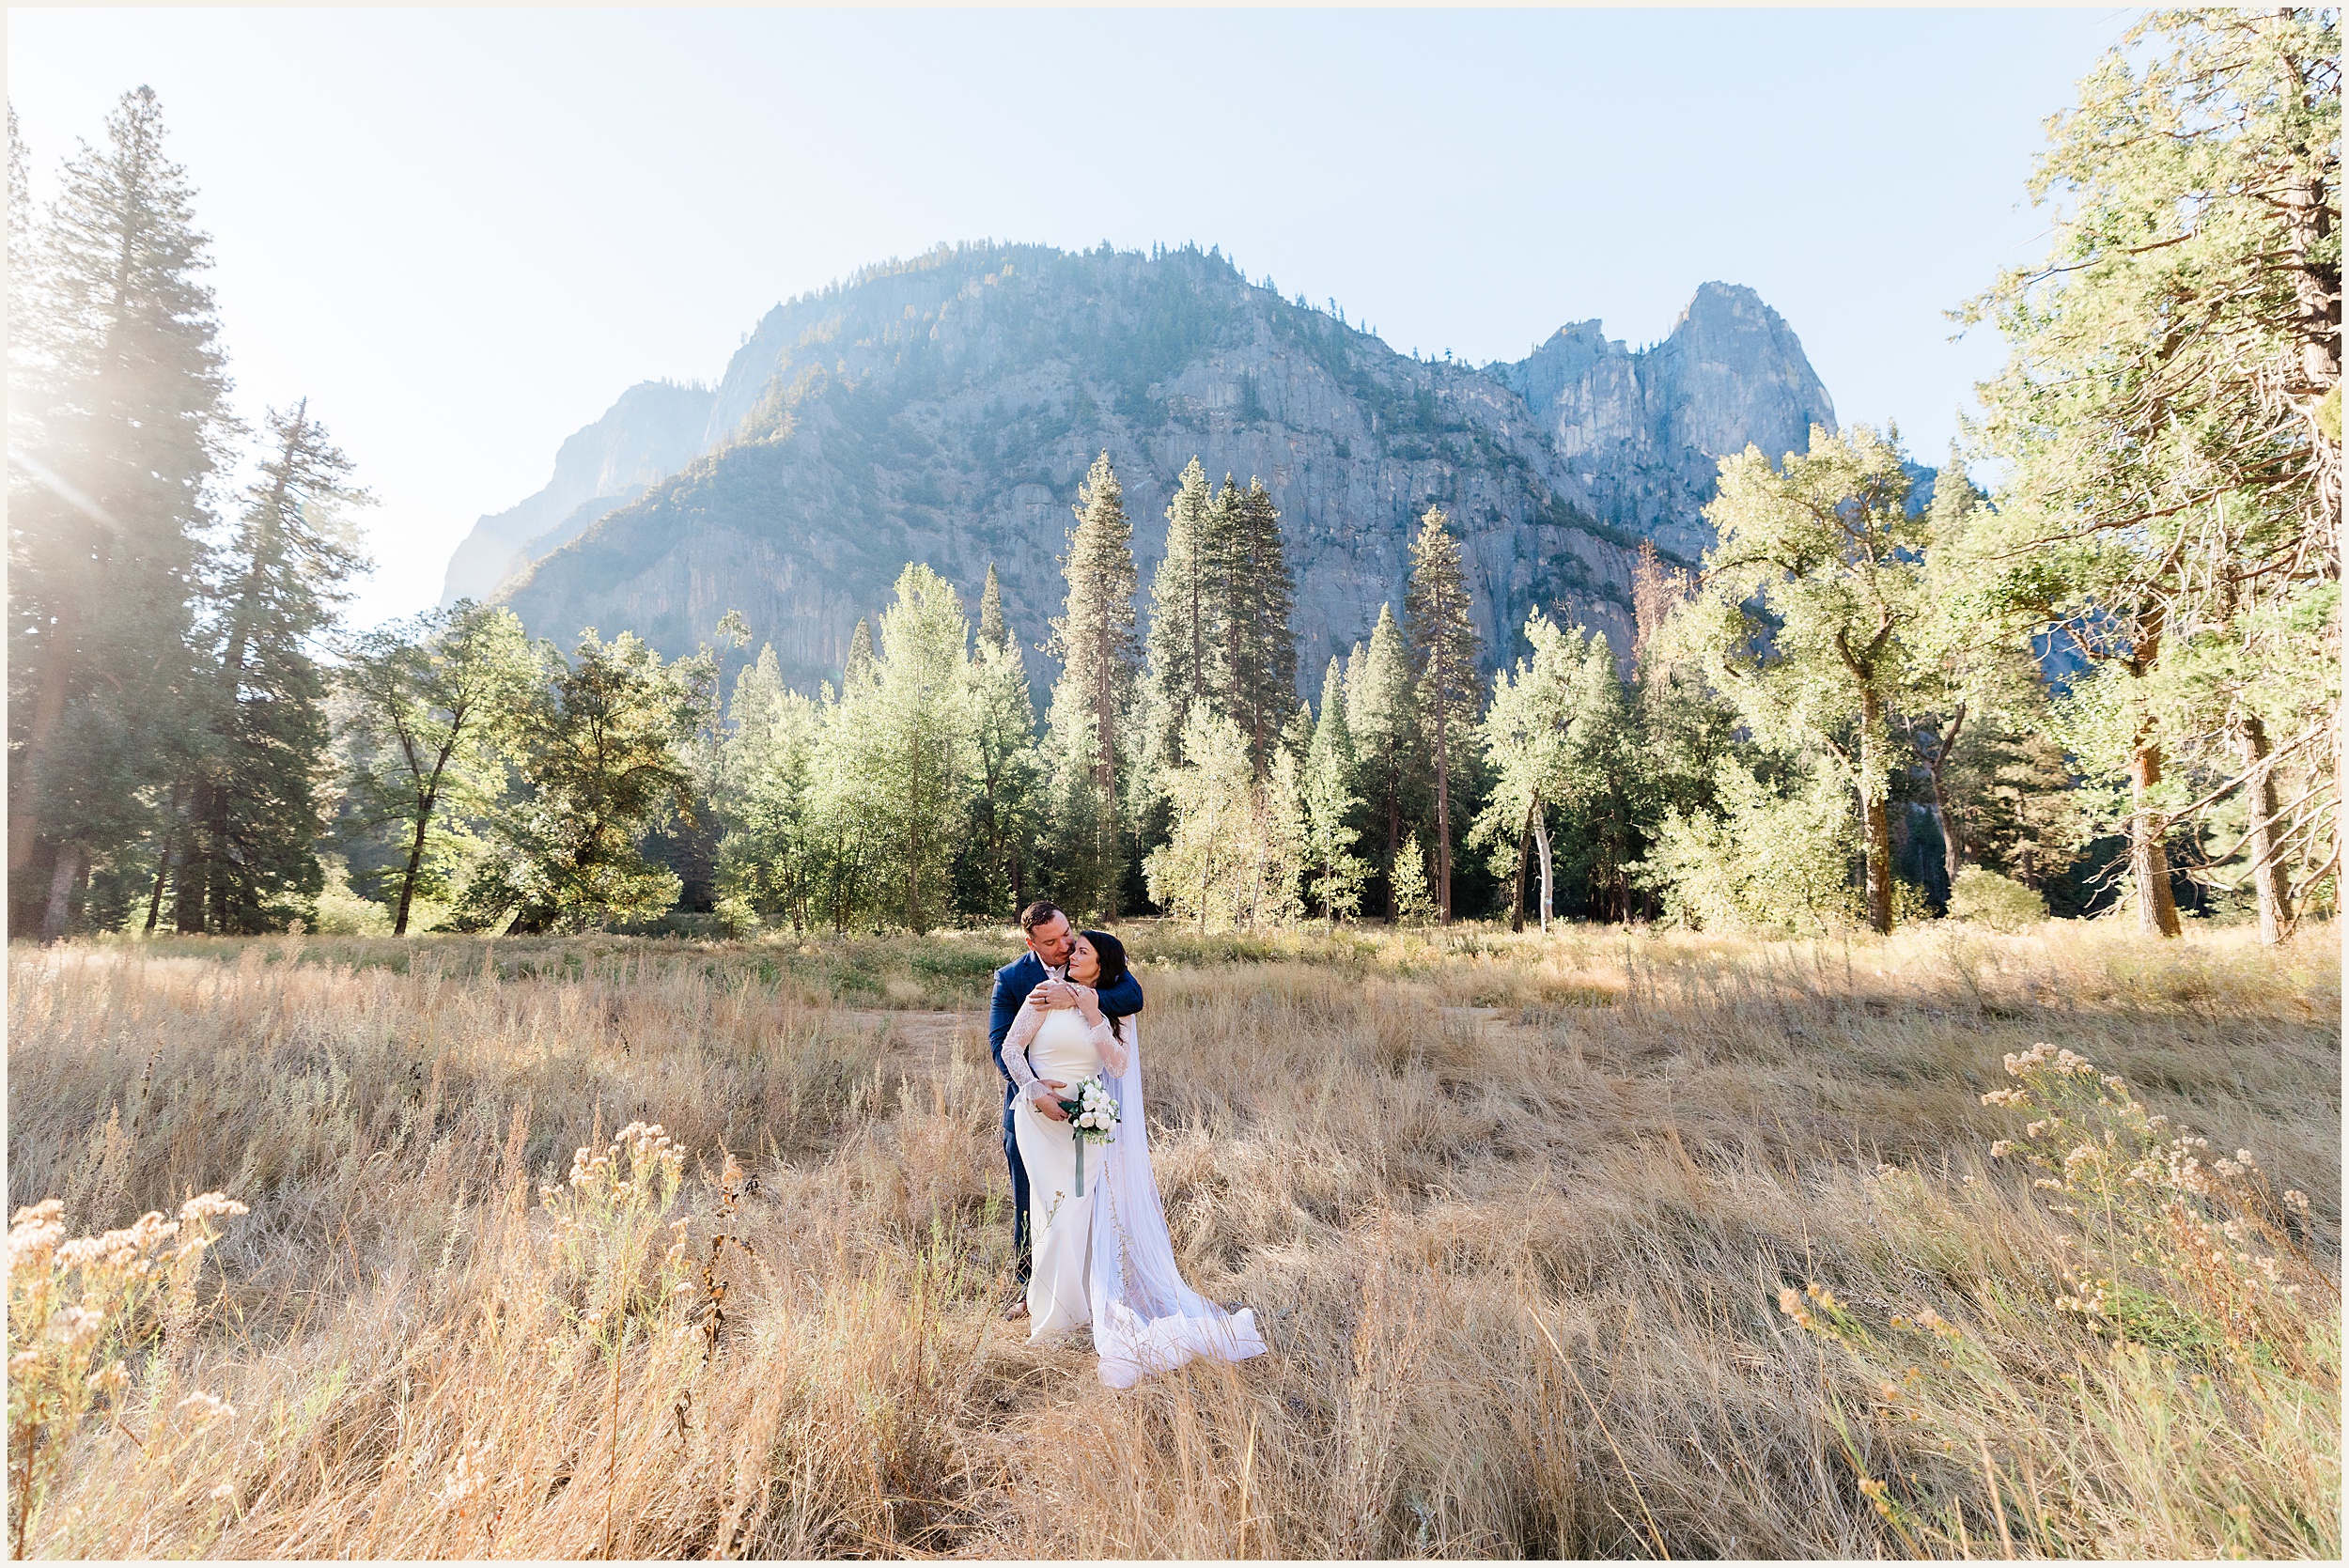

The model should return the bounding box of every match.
[8,11,2338,943]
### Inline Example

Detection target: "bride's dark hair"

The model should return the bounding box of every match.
[1081,930,1130,1041]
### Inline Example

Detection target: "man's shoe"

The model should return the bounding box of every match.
[1002,1297,1030,1322]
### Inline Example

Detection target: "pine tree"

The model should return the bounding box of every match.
[1346,604,1421,918]
[8,87,231,937]
[1226,478,1298,772]
[965,562,1045,918]
[1301,659,1368,923]
[1404,506,1483,923]
[1140,458,1217,765]
[1043,451,1140,915]
[1963,9,2341,944]
[1391,829,1437,925]
[844,616,877,689]
[714,644,823,933]
[180,403,371,931]
[843,565,971,932]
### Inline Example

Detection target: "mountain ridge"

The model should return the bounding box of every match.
[447,242,1843,694]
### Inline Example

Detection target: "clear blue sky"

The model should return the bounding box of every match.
[10,7,2134,630]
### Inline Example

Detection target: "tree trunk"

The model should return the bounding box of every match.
[1384,782,1400,922]
[1509,795,1534,932]
[2235,711,2292,945]
[40,842,82,941]
[9,596,79,874]
[1433,718,1452,924]
[206,780,235,934]
[144,831,175,936]
[1860,691,1893,935]
[394,790,436,938]
[1929,795,1962,894]
[1932,706,1967,893]
[2128,737,2184,938]
[1097,669,1118,921]
[1532,812,1554,934]
[176,778,211,932]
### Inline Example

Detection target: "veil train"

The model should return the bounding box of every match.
[1083,1022,1268,1388]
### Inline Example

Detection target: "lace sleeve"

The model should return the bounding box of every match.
[1092,1017,1128,1078]
[1002,1001,1046,1094]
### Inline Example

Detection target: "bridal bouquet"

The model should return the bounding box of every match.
[1055,1076,1122,1197]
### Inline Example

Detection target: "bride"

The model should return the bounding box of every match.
[999,929,1268,1387]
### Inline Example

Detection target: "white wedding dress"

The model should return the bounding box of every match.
[1006,1004,1268,1387]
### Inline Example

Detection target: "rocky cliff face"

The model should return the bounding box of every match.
[440,379,717,605]
[459,243,1843,696]
[1497,283,1836,562]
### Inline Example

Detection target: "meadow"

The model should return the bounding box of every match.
[7,918,2340,1559]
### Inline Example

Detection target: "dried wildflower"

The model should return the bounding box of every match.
[178,1390,236,1426]
[178,1194,247,1226]
[2283,1189,2310,1214]
[1988,1140,2015,1158]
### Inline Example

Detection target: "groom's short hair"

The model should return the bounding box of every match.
[1019,900,1065,936]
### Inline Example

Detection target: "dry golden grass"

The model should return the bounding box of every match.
[7,918,2339,1558]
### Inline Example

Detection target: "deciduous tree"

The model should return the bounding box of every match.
[1684,425,1928,934]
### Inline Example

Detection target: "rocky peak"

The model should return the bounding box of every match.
[1494,280,1836,559]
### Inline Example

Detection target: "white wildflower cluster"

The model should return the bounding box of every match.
[1973,1038,2322,1346]
[537,1121,697,1336]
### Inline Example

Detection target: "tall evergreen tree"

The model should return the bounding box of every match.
[1404,505,1483,923]
[1961,8,2340,942]
[1224,477,1298,772]
[842,564,971,932]
[844,616,877,689]
[1140,458,1217,762]
[179,402,370,932]
[1042,451,1140,915]
[1301,658,1368,922]
[1346,604,1421,919]
[8,87,230,937]
[966,563,1045,918]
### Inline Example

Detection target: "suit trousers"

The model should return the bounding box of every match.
[1001,1085,1032,1282]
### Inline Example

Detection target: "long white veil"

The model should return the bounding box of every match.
[1085,1018,1268,1389]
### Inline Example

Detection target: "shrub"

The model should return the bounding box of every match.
[310,856,392,936]
[1635,758,1859,933]
[1950,865,2046,931]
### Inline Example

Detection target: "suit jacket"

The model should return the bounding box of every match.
[988,951,1144,1095]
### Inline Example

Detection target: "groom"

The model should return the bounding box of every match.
[988,899,1143,1319]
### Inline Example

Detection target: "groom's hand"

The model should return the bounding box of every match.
[1028,1079,1070,1121]
[1033,980,1079,1010]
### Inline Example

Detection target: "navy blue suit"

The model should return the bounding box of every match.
[988,951,1144,1282]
